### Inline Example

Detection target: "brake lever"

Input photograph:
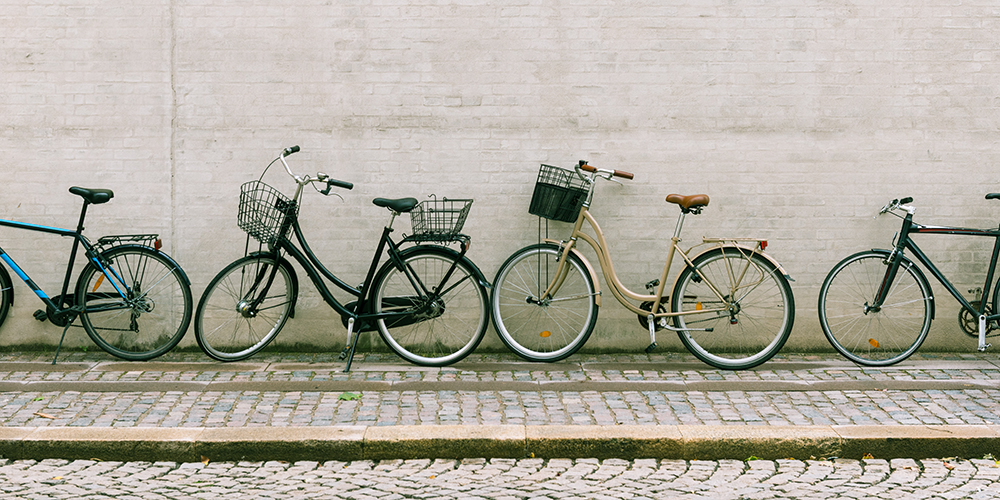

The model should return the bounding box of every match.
[321,181,345,201]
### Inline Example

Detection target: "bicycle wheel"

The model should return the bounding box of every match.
[0,266,12,329]
[195,254,297,361]
[818,250,932,366]
[491,244,598,362]
[672,248,794,370]
[371,246,489,366]
[76,245,193,361]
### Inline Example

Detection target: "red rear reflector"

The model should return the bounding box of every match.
[154,239,162,251]
[760,240,767,251]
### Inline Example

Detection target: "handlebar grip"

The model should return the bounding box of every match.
[578,161,634,180]
[283,145,300,157]
[329,179,354,191]
[900,197,913,204]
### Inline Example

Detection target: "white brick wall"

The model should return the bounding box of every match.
[1,0,999,354]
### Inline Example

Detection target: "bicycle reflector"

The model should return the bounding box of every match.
[155,238,163,251]
[760,240,768,251]
[540,331,551,338]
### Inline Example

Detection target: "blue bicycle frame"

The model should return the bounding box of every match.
[0,195,158,362]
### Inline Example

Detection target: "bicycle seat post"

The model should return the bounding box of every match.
[57,198,93,309]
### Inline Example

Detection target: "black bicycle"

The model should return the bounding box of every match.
[194,146,491,370]
[818,196,1000,366]
[0,188,192,363]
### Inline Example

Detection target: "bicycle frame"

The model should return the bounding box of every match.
[541,173,785,328]
[252,201,474,371]
[0,218,132,323]
[874,209,1000,351]
[547,209,768,321]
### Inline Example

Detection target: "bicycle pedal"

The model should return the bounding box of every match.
[33,309,48,322]
[645,342,658,354]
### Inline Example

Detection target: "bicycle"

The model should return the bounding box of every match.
[818,196,1000,366]
[0,187,193,363]
[490,161,796,369]
[194,146,491,371]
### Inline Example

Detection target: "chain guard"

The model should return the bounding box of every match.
[959,301,999,338]
[637,299,668,331]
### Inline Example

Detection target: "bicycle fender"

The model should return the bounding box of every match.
[669,244,791,300]
[99,244,193,286]
[394,245,491,290]
[864,248,936,321]
[542,239,602,307]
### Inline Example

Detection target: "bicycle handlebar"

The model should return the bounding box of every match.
[277,145,354,195]
[878,197,915,217]
[578,161,635,180]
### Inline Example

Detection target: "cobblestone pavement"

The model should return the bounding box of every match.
[2,351,1000,498]
[3,456,1000,499]
[0,351,998,428]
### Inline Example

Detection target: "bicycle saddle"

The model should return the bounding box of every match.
[666,193,709,213]
[69,187,114,205]
[373,197,418,213]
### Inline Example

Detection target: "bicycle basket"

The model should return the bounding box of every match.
[409,198,473,242]
[528,164,589,223]
[238,181,298,244]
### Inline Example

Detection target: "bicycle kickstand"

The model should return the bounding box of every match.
[340,317,363,372]
[645,314,658,354]
[51,316,79,366]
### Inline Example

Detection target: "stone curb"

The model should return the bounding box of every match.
[1,425,997,463]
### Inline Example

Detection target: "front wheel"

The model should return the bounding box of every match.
[672,248,795,370]
[490,244,598,362]
[818,251,932,366]
[76,245,193,361]
[195,254,297,361]
[371,247,489,367]
[0,266,12,331]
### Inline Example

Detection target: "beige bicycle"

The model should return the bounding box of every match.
[490,161,795,369]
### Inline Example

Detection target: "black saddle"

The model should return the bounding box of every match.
[69,187,114,205]
[373,197,418,213]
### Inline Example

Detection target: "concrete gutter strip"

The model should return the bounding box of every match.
[1,425,997,463]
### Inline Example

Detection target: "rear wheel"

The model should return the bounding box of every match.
[76,245,192,361]
[672,248,794,370]
[195,254,297,361]
[371,247,489,366]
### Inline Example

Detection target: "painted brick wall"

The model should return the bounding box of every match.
[1,0,998,354]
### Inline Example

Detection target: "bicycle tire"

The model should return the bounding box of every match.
[76,245,193,361]
[671,248,794,370]
[0,265,12,330]
[371,246,489,366]
[195,254,297,361]
[818,250,932,366]
[490,243,598,362]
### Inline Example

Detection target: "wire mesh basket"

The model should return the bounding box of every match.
[528,164,589,223]
[238,181,298,244]
[409,198,473,242]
